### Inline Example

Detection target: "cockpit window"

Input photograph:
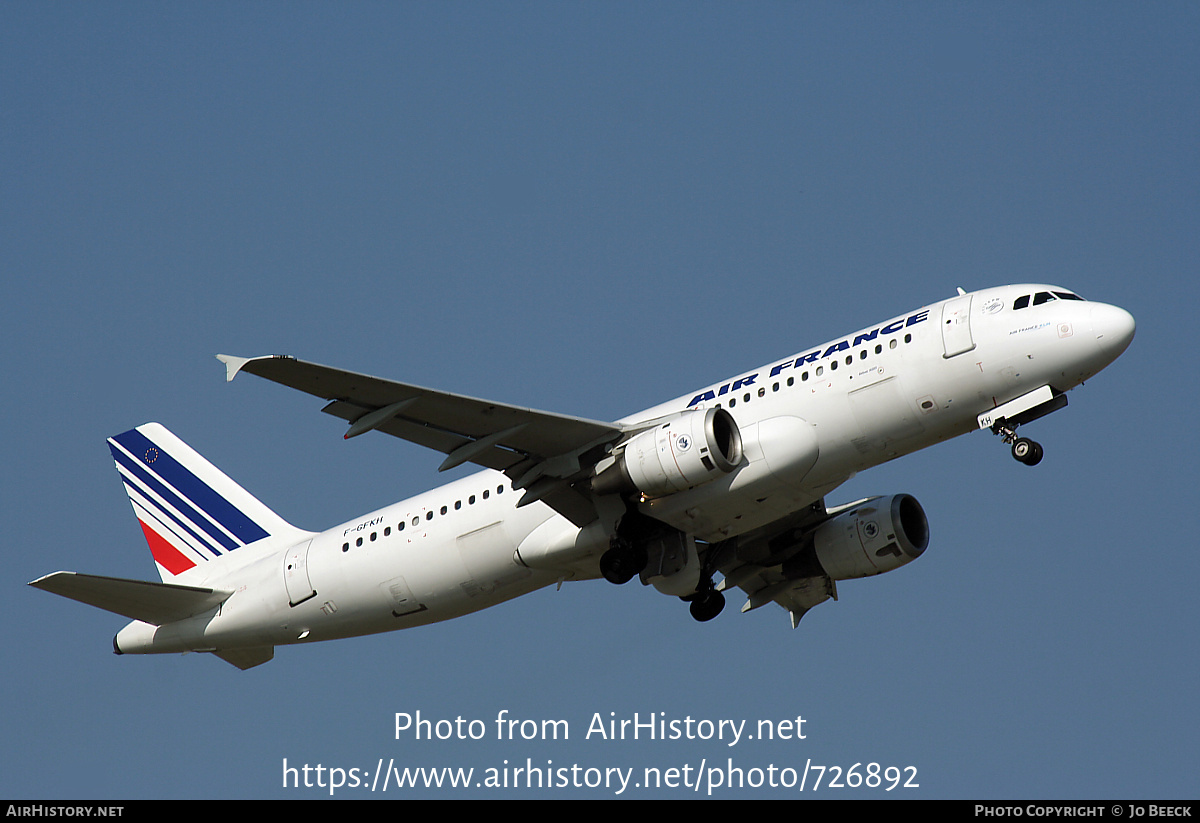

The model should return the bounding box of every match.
[1014,290,1084,311]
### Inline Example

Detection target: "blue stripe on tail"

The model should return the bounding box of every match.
[109,428,270,548]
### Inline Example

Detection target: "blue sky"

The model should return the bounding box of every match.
[3,2,1196,799]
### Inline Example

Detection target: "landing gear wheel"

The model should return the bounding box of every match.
[1011,437,1044,466]
[688,589,725,622]
[599,540,647,585]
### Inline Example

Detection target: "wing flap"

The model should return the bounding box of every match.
[720,565,834,625]
[320,399,523,471]
[712,498,838,627]
[771,577,837,628]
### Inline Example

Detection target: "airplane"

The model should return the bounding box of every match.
[30,284,1135,670]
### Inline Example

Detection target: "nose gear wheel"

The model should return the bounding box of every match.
[993,422,1044,466]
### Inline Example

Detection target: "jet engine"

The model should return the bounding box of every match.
[592,408,743,498]
[783,494,929,582]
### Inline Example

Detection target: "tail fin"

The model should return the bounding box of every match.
[107,423,301,581]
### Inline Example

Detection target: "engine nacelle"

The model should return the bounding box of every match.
[592,408,743,498]
[785,494,929,581]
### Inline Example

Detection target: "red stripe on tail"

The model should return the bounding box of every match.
[138,521,197,576]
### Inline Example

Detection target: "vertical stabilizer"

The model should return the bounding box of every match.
[107,423,301,581]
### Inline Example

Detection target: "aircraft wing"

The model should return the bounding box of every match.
[217,354,629,526]
[717,565,836,628]
[709,501,840,628]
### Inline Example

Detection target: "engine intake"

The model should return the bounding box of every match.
[592,408,743,498]
[784,494,929,581]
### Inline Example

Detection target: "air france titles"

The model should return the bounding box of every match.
[687,310,930,408]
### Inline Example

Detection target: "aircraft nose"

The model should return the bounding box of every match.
[1089,302,1136,361]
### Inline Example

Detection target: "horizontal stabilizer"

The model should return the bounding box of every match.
[29,571,231,625]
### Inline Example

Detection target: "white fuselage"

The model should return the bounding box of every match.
[115,284,1135,655]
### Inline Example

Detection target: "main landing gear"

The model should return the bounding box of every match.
[994,422,1044,466]
[599,536,646,585]
[599,509,727,623]
[682,582,725,623]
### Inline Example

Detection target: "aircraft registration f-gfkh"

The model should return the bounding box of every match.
[32,285,1134,669]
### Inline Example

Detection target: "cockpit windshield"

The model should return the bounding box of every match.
[1013,290,1085,310]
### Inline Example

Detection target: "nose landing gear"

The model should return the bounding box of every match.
[994,422,1043,466]
[979,386,1066,467]
[1010,436,1044,466]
